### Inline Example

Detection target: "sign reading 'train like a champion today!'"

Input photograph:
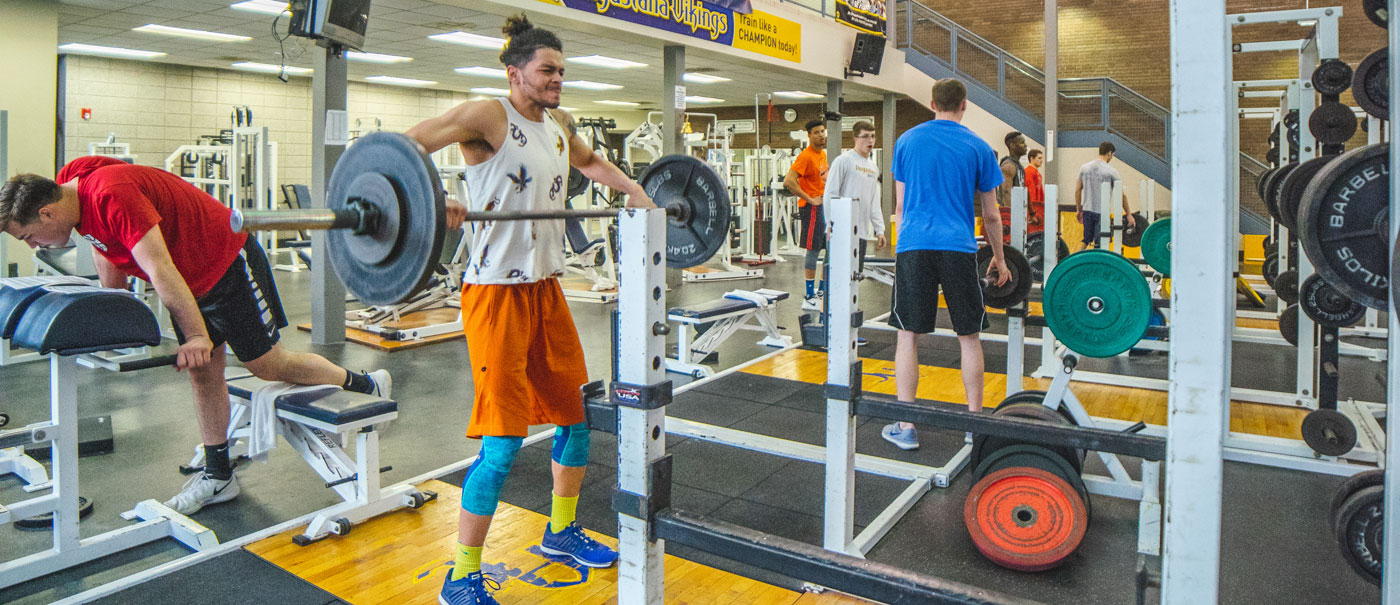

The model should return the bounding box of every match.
[538,0,801,63]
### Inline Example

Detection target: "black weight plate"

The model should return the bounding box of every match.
[1266,146,1280,166]
[567,167,589,199]
[1277,156,1332,232]
[639,155,733,269]
[1255,167,1278,203]
[1285,109,1300,128]
[1309,101,1358,145]
[1274,270,1300,305]
[1331,469,1385,521]
[1024,232,1070,283]
[1312,59,1355,96]
[342,172,403,266]
[1299,274,1366,328]
[1302,408,1358,456]
[1353,48,1389,121]
[1121,213,1148,247]
[972,399,1084,475]
[326,131,445,307]
[1365,0,1388,28]
[16,496,94,529]
[1297,143,1390,310]
[1279,304,1300,347]
[1263,253,1280,288]
[977,245,1033,309]
[1334,484,1384,585]
[1268,130,1280,148]
[1264,162,1298,225]
[1288,126,1300,149]
[979,445,1092,520]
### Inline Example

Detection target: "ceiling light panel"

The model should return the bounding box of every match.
[685,96,725,104]
[567,55,647,69]
[232,61,312,75]
[366,75,437,87]
[229,1,289,15]
[469,87,511,95]
[683,73,731,84]
[774,91,824,99]
[58,43,166,59]
[429,31,505,49]
[596,100,640,107]
[455,66,507,78]
[346,51,412,64]
[565,80,623,91]
[134,24,251,42]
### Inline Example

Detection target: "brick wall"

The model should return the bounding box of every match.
[921,0,1384,159]
[696,98,935,150]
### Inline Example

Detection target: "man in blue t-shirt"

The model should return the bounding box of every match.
[881,78,1010,451]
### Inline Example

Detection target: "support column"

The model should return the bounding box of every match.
[662,46,685,155]
[826,80,842,162]
[881,94,897,226]
[1162,0,1230,602]
[1383,2,1400,600]
[311,46,348,344]
[1043,0,1058,191]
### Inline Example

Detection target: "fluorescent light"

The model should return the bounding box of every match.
[366,75,437,87]
[58,43,166,59]
[567,55,647,69]
[684,72,731,84]
[346,51,412,64]
[134,24,250,42]
[685,96,725,104]
[774,90,823,99]
[596,100,640,107]
[232,62,311,75]
[230,0,289,15]
[429,31,505,49]
[455,66,508,78]
[469,87,511,95]
[565,80,623,90]
[559,106,579,112]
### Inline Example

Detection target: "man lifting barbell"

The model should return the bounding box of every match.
[0,155,390,516]
[405,15,651,605]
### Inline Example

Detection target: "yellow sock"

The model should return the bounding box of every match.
[550,493,579,534]
[451,543,482,580]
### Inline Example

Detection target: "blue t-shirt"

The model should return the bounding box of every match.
[891,119,1003,253]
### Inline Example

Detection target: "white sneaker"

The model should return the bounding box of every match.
[367,369,392,399]
[164,472,240,515]
[802,296,822,311]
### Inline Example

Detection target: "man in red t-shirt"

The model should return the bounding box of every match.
[1025,148,1046,234]
[0,158,390,515]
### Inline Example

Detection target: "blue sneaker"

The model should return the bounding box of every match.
[881,422,920,451]
[438,571,500,605]
[539,521,619,568]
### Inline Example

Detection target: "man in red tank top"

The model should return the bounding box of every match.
[1025,148,1046,233]
[0,157,390,515]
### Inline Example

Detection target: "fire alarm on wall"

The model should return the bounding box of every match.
[81,108,92,120]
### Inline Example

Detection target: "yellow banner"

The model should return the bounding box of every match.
[732,9,802,63]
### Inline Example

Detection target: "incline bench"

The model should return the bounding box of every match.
[665,288,794,378]
[184,371,436,544]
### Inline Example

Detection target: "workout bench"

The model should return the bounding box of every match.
[666,288,793,378]
[184,372,436,544]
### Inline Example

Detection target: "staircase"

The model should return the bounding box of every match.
[894,0,1171,187]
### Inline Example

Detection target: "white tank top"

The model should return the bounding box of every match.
[460,98,571,284]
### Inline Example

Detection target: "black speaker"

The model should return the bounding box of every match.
[848,33,885,76]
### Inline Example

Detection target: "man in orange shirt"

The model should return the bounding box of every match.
[1025,148,1046,233]
[782,119,828,311]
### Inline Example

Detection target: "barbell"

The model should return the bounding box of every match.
[232,132,731,306]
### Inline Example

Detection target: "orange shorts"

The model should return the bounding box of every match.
[460,278,588,438]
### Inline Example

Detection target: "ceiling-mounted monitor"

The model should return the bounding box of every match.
[289,0,371,51]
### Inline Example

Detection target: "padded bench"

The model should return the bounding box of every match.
[187,371,434,544]
[665,289,794,378]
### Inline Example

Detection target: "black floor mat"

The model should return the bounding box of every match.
[93,549,345,605]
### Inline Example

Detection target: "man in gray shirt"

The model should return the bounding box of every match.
[823,120,886,266]
[1075,142,1136,251]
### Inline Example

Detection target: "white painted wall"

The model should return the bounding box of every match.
[0,0,57,276]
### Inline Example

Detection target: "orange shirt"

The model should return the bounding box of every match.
[1025,164,1044,204]
[790,145,827,208]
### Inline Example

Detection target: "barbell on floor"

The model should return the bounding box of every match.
[231,132,732,306]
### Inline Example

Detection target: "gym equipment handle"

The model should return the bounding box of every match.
[115,354,179,372]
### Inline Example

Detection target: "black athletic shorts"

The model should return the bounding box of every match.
[1081,211,1102,245]
[799,203,827,251]
[887,249,989,336]
[172,238,288,362]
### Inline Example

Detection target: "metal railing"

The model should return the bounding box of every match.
[895,0,1170,164]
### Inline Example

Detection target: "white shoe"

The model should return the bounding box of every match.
[802,296,822,311]
[367,369,392,399]
[164,472,240,515]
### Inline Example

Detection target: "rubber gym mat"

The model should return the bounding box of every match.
[91,549,345,605]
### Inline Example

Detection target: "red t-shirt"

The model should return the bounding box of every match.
[56,157,247,298]
[1025,164,1044,204]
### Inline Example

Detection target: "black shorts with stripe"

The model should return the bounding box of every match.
[887,249,989,336]
[798,203,827,251]
[173,238,288,362]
